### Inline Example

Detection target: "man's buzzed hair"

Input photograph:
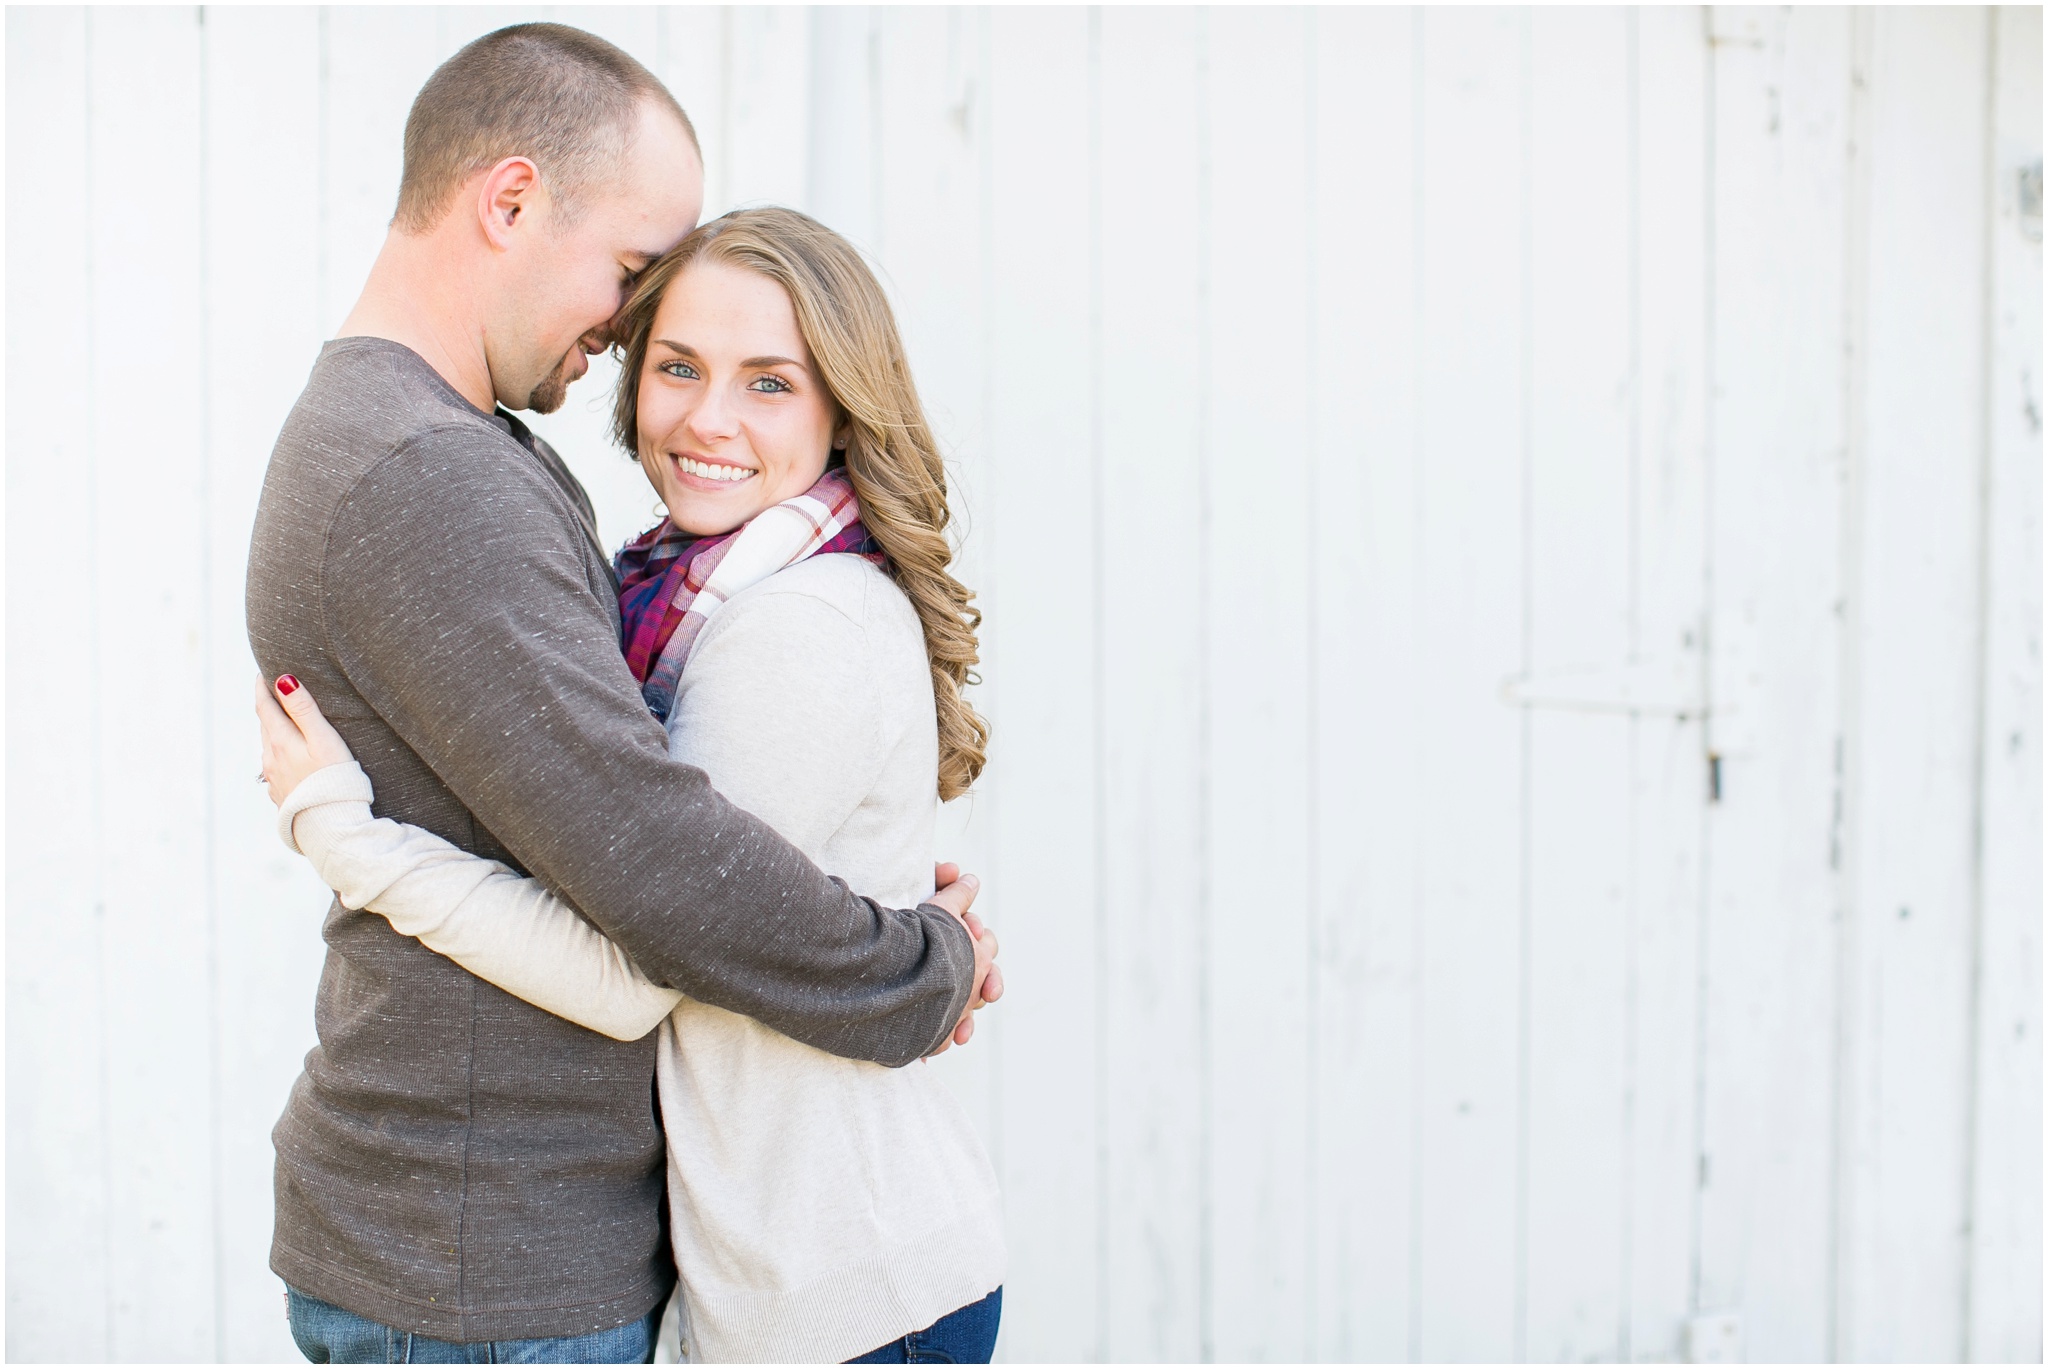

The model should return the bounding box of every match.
[395,22,698,234]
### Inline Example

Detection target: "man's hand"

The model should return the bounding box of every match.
[924,862,1001,1055]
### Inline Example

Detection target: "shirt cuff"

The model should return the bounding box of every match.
[276,761,375,855]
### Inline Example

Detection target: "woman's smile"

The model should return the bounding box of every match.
[669,451,758,486]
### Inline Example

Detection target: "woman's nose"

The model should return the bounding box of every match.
[685,386,740,443]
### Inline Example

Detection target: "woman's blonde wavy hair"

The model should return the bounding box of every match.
[611,206,988,801]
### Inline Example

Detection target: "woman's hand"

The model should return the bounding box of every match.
[254,674,357,807]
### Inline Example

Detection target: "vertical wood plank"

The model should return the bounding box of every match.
[1522,10,1634,1362]
[806,6,877,252]
[1205,8,1313,1359]
[321,8,438,337]
[722,7,812,213]
[202,10,333,1358]
[4,8,109,1360]
[1307,6,1421,1361]
[1840,9,1993,1360]
[1626,9,1712,1361]
[1698,8,1851,1360]
[89,7,217,1358]
[870,5,989,502]
[1413,10,1528,1359]
[868,0,1000,1247]
[983,8,1100,1359]
[659,7,729,219]
[1096,7,1205,1361]
[1967,7,2044,1361]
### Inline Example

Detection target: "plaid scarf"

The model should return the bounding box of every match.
[615,467,883,721]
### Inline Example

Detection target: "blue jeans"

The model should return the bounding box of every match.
[286,1287,662,1364]
[844,1288,1002,1364]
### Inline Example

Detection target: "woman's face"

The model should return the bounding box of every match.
[635,259,843,537]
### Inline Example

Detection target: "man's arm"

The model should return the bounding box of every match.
[278,760,685,1043]
[320,430,973,1066]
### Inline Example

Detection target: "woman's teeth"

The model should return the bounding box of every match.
[678,455,754,483]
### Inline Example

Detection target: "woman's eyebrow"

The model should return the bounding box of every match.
[650,339,696,356]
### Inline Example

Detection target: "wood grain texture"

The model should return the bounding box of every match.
[1968,7,2044,1361]
[1204,8,1315,1361]
[1698,9,1852,1359]
[983,9,1101,1359]
[89,8,216,1358]
[1413,10,1529,1358]
[721,6,811,214]
[1097,8,1206,1362]
[867,7,998,1174]
[5,9,109,1361]
[1307,7,1422,1361]
[1839,9,1992,1360]
[806,5,878,253]
[1625,9,1712,1361]
[201,10,331,1360]
[659,7,730,219]
[1522,10,1635,1362]
[319,8,437,337]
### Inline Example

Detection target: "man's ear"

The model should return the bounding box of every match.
[476,156,542,251]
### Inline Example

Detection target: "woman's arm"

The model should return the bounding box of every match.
[258,681,682,1041]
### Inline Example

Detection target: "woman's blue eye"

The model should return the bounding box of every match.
[659,360,698,380]
[750,375,792,394]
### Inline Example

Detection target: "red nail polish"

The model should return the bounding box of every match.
[276,675,300,696]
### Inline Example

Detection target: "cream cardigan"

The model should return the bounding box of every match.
[280,554,1005,1363]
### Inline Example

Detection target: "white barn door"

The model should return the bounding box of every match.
[5,7,2039,1364]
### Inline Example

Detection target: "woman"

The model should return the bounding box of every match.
[255,206,1005,1364]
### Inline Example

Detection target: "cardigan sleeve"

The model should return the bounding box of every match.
[279,761,684,1043]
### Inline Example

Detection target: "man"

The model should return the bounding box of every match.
[246,24,998,1363]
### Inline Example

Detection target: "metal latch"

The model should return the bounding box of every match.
[1499,655,1707,720]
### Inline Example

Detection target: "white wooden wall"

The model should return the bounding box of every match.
[6,7,2039,1363]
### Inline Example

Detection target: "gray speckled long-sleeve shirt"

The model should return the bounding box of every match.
[244,338,975,1342]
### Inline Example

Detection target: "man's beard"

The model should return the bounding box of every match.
[524,352,578,414]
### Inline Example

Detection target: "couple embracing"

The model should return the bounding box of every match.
[247,23,1005,1365]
